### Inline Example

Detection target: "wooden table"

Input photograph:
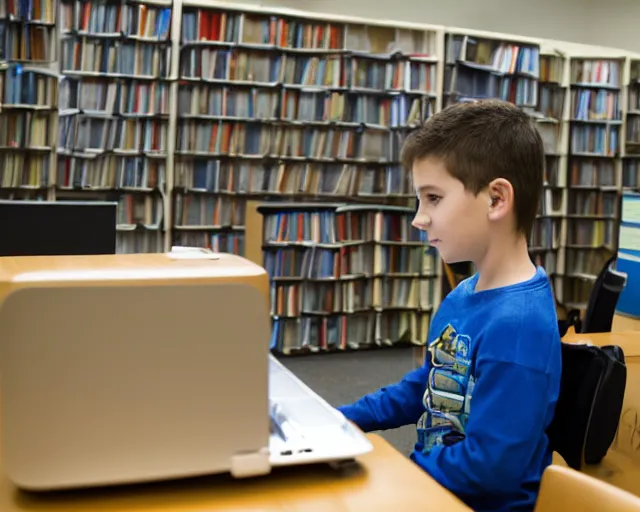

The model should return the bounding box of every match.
[613,314,640,332]
[0,433,470,511]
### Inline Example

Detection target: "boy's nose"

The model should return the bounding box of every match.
[412,213,431,231]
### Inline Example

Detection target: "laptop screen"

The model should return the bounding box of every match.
[0,200,117,256]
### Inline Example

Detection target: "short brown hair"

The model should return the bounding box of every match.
[401,99,544,237]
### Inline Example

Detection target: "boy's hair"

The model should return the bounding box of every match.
[401,99,544,237]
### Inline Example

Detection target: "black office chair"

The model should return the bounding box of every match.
[557,256,628,337]
[550,260,628,470]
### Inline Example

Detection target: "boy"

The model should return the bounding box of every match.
[338,100,562,511]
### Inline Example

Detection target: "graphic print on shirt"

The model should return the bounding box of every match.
[417,323,475,453]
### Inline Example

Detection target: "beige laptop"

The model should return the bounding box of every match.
[0,252,371,491]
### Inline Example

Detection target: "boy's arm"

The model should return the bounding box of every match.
[337,364,429,432]
[412,326,557,497]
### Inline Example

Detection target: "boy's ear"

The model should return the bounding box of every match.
[486,178,514,223]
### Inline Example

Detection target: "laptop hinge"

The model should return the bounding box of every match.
[230,447,271,478]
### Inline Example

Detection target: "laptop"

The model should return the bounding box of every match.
[0,254,372,491]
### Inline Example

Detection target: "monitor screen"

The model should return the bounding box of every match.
[0,200,117,257]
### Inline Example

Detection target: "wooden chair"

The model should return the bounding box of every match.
[534,465,640,511]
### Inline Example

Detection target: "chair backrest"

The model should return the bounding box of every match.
[534,465,640,512]
[546,343,626,470]
[557,256,627,337]
[581,256,627,333]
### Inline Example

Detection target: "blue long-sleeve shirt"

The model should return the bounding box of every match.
[338,267,561,511]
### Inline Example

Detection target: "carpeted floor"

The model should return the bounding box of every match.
[277,347,418,456]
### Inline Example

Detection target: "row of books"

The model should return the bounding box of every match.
[177,86,432,128]
[570,88,621,121]
[570,60,621,88]
[179,48,438,93]
[117,192,163,228]
[261,205,420,244]
[116,229,164,254]
[0,110,51,148]
[57,155,165,190]
[60,78,170,116]
[61,39,171,77]
[1,0,56,22]
[538,86,564,119]
[61,2,172,41]
[264,244,430,280]
[174,160,413,198]
[173,193,245,228]
[0,153,49,188]
[569,159,617,188]
[446,35,540,77]
[270,276,434,316]
[182,8,435,54]
[174,122,403,162]
[59,116,168,154]
[1,23,54,62]
[565,247,613,278]
[270,311,432,353]
[570,124,619,156]
[566,218,615,248]
[567,190,618,217]
[445,65,538,107]
[2,65,57,106]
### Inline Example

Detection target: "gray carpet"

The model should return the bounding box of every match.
[277,347,418,456]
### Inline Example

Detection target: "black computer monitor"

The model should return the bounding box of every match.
[0,200,117,256]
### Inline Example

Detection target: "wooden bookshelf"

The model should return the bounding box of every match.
[168,2,446,355]
[0,65,59,200]
[0,0,59,203]
[258,202,439,354]
[623,59,640,189]
[534,48,569,301]
[170,0,445,259]
[441,29,572,302]
[443,30,541,108]
[562,55,626,310]
[57,0,172,253]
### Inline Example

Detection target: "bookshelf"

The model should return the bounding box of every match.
[57,0,172,253]
[171,4,447,355]
[171,0,445,259]
[443,30,540,108]
[3,0,58,63]
[0,0,59,203]
[533,49,569,299]
[259,202,438,354]
[563,55,626,309]
[623,59,640,189]
[442,30,572,300]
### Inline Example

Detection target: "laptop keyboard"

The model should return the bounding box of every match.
[267,355,373,463]
[268,355,346,430]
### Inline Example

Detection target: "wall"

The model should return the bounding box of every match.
[242,0,640,55]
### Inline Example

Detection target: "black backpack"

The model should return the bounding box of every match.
[546,342,627,470]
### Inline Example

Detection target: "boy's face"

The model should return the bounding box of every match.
[411,157,492,264]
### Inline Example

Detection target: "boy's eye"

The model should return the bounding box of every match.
[426,194,441,204]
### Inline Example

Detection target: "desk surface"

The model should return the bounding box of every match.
[0,433,470,512]
[562,329,640,353]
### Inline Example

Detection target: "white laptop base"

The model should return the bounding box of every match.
[268,355,372,468]
[0,282,371,491]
